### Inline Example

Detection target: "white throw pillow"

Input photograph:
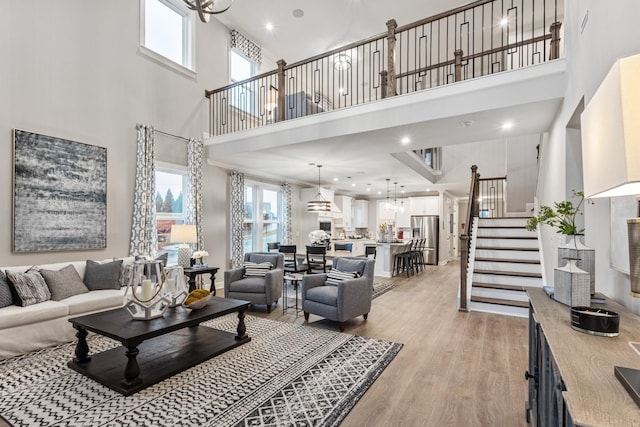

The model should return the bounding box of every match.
[243,262,273,277]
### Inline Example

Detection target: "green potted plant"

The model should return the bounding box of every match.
[527,190,596,295]
[525,190,591,235]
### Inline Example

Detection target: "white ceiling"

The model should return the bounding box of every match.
[207,0,565,199]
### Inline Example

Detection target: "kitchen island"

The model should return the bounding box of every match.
[373,242,411,278]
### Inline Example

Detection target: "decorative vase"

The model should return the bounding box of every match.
[163,265,188,307]
[557,235,595,295]
[554,257,591,307]
[124,260,170,320]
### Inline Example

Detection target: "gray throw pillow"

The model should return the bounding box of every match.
[39,264,89,301]
[5,269,51,306]
[0,270,14,308]
[84,259,123,291]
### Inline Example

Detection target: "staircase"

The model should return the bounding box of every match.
[470,217,542,317]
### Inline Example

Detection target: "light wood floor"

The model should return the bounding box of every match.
[255,261,530,427]
[0,261,529,427]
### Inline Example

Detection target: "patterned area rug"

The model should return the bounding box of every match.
[0,315,402,426]
[372,282,396,300]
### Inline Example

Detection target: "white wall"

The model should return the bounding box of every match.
[0,0,232,270]
[537,0,640,313]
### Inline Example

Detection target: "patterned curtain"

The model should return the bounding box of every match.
[186,138,204,251]
[230,170,245,268]
[129,124,157,257]
[281,183,292,244]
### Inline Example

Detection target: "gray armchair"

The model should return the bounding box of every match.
[301,257,375,331]
[224,252,284,313]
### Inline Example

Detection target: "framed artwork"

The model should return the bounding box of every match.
[12,129,107,252]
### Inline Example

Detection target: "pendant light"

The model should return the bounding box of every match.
[384,179,391,210]
[393,182,398,212]
[399,185,406,213]
[307,165,331,213]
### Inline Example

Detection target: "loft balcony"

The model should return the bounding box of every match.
[205,0,563,140]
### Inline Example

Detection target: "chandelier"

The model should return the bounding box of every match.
[183,0,234,23]
[307,165,331,213]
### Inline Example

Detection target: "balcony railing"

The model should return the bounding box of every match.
[206,0,562,137]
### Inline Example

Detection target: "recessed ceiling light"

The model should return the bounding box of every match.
[265,22,274,32]
[333,177,338,181]
[367,188,371,192]
[292,9,304,18]
[351,183,356,187]
[502,121,514,130]
[401,136,411,145]
[377,191,381,195]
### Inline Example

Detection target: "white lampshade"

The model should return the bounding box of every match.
[170,224,197,244]
[582,53,640,199]
[170,224,197,268]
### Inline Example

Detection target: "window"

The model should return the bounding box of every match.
[156,165,188,264]
[230,49,258,113]
[243,182,282,253]
[141,0,195,73]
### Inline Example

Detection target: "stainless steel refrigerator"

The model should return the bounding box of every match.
[411,215,439,265]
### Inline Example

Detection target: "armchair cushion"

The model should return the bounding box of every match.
[306,285,338,306]
[228,276,270,294]
[243,261,273,277]
[326,268,360,286]
[246,253,280,266]
[331,258,367,276]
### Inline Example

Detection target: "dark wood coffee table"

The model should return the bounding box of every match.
[68,297,250,396]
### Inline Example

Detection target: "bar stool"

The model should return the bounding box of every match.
[394,243,414,277]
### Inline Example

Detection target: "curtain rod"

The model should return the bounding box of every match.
[155,129,190,142]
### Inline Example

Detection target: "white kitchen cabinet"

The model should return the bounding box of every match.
[377,199,395,221]
[409,196,439,216]
[353,200,369,228]
[335,195,353,229]
[395,205,411,227]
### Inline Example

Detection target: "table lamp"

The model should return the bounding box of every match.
[170,224,197,268]
[582,52,640,407]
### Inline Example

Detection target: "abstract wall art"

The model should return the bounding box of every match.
[13,129,107,252]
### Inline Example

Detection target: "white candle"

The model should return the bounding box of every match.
[166,278,176,293]
[141,279,152,300]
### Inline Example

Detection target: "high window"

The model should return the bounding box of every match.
[243,182,282,253]
[230,49,258,113]
[156,165,188,264]
[141,0,195,73]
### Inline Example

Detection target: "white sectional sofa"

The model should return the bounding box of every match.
[0,257,135,360]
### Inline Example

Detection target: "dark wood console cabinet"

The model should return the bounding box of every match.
[526,288,640,426]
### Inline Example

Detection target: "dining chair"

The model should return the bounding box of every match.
[279,245,307,274]
[267,242,280,252]
[334,242,353,252]
[305,245,328,274]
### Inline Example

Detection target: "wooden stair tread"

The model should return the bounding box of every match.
[475,257,540,265]
[478,225,528,229]
[471,296,529,309]
[472,282,526,292]
[474,269,542,278]
[476,246,539,252]
[476,236,537,240]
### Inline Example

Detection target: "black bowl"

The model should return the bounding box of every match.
[570,306,620,336]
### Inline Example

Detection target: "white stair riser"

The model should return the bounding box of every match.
[476,249,539,261]
[476,238,539,249]
[471,287,529,302]
[469,301,529,318]
[477,228,536,238]
[473,273,542,287]
[478,218,530,227]
[475,261,541,274]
